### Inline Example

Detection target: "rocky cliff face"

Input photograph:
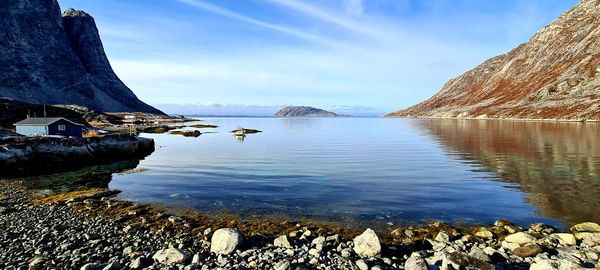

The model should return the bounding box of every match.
[0,0,163,114]
[387,0,600,120]
[275,106,338,117]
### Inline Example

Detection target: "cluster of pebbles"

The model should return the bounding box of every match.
[1,183,600,270]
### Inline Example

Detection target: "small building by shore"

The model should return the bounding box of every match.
[14,117,84,137]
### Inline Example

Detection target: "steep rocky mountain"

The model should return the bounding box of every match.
[275,106,338,117]
[0,0,163,114]
[387,0,600,120]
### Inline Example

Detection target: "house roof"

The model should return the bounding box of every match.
[14,117,84,126]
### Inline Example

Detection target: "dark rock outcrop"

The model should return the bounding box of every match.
[0,0,163,114]
[387,0,600,120]
[275,106,338,117]
[0,134,155,177]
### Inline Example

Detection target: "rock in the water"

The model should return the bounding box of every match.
[210,228,243,254]
[513,244,542,258]
[80,263,96,270]
[571,222,600,233]
[274,235,292,248]
[353,228,381,257]
[505,232,536,245]
[152,248,189,265]
[404,252,429,270]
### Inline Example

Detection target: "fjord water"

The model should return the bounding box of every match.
[108,118,600,227]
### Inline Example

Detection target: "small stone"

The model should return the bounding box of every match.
[530,259,581,270]
[404,252,429,270]
[274,235,292,248]
[549,233,576,246]
[123,246,134,256]
[495,219,513,227]
[571,222,600,233]
[248,261,257,268]
[80,263,96,270]
[210,228,243,254]
[129,257,149,269]
[353,228,381,257]
[274,260,291,270]
[312,236,325,245]
[475,228,494,239]
[435,231,451,243]
[355,259,369,270]
[29,256,46,268]
[152,248,189,265]
[501,240,520,251]
[574,232,600,246]
[513,244,542,258]
[102,262,121,270]
[442,252,494,270]
[505,232,536,245]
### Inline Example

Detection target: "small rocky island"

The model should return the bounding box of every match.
[275,106,338,117]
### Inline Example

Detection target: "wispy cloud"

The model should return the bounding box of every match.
[175,0,348,49]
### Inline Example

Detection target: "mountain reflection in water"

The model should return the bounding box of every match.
[414,120,600,225]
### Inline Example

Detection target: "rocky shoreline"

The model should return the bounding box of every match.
[0,135,154,177]
[0,181,599,270]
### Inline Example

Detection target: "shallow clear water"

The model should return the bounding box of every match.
[101,118,600,227]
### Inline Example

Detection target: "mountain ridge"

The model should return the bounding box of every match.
[386,0,600,120]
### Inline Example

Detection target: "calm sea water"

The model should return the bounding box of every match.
[28,118,600,227]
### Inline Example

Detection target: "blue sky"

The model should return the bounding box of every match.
[59,0,578,116]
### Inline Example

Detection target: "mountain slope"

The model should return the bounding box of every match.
[387,0,600,120]
[0,0,163,114]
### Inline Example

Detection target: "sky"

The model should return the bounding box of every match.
[59,0,579,116]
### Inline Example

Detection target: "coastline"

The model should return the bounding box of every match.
[383,115,600,123]
[2,179,599,269]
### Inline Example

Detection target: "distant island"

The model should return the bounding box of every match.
[275,106,338,117]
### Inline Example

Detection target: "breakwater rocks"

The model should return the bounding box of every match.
[0,135,154,176]
[1,184,600,270]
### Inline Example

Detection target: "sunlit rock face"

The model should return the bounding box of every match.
[388,0,600,120]
[415,119,600,225]
[0,0,163,114]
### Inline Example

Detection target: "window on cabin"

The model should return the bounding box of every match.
[58,125,66,131]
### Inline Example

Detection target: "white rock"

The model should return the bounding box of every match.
[501,241,520,251]
[435,231,451,243]
[274,260,291,270]
[505,232,536,245]
[570,222,600,233]
[549,233,576,246]
[274,235,292,248]
[152,248,189,265]
[530,259,581,270]
[210,228,243,254]
[353,228,381,257]
[80,263,96,270]
[102,262,121,270]
[355,259,369,270]
[192,254,201,264]
[404,252,429,270]
[574,232,600,246]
